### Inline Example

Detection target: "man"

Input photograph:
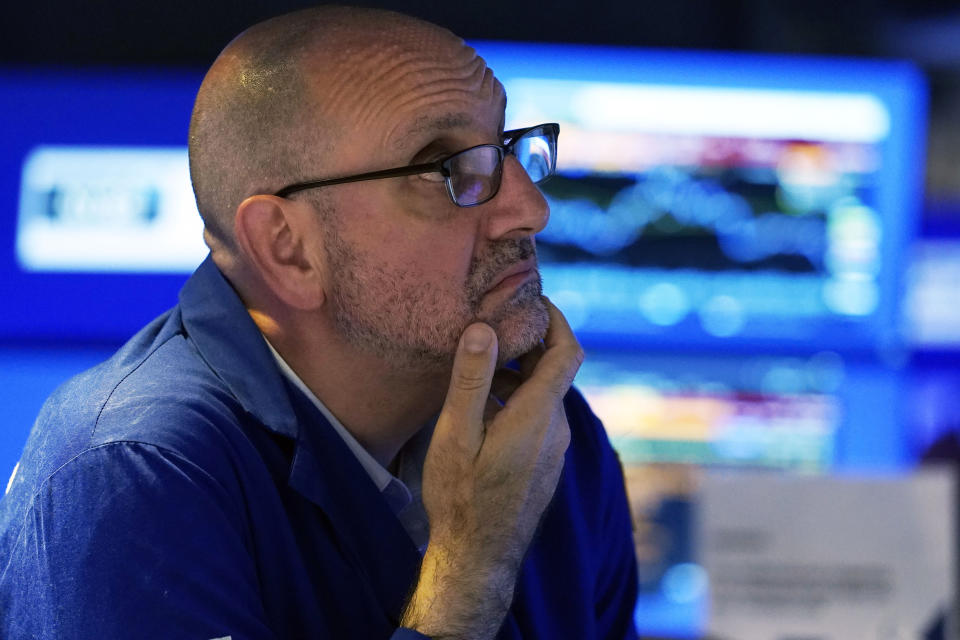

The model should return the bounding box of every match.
[0,6,638,639]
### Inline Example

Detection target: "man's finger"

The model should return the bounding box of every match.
[435,323,498,452]
[518,342,545,380]
[541,297,580,353]
[530,298,584,389]
[507,299,583,407]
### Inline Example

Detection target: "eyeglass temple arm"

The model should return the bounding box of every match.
[274,159,447,198]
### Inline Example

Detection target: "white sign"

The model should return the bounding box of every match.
[17,146,206,273]
[699,468,955,640]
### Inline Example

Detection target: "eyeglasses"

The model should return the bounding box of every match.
[273,123,559,207]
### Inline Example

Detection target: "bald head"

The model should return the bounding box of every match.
[188,5,462,251]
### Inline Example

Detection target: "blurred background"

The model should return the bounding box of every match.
[3,1,960,638]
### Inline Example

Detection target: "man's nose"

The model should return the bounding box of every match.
[481,156,550,240]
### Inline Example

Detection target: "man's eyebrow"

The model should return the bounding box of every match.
[394,113,475,149]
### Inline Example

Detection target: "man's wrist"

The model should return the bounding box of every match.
[401,544,517,640]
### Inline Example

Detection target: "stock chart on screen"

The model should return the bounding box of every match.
[483,43,926,355]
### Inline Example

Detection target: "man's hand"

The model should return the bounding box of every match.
[401,298,584,640]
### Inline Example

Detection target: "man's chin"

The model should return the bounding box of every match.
[489,297,549,365]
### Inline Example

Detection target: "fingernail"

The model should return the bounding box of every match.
[462,324,492,354]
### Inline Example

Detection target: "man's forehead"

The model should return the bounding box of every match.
[294,19,508,159]
[403,113,475,141]
[393,85,507,149]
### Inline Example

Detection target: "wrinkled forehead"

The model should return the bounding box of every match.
[306,22,506,152]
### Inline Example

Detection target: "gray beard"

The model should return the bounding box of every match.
[326,235,548,375]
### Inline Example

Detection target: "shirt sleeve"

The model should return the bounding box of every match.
[2,441,279,640]
[3,440,439,640]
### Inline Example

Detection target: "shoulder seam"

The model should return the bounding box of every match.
[88,329,185,444]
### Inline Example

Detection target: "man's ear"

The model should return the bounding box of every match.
[234,194,325,310]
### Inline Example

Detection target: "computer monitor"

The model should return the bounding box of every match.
[481,42,927,356]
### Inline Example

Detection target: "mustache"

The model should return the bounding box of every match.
[466,238,537,305]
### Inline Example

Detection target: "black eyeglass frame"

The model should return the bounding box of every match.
[272,123,559,207]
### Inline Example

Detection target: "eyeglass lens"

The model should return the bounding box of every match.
[445,125,556,206]
[513,132,554,183]
[447,146,502,206]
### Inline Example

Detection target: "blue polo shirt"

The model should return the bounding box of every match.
[0,256,639,639]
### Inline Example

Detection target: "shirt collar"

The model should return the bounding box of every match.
[178,255,298,438]
[263,337,398,494]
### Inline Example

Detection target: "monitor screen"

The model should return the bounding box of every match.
[482,43,927,355]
